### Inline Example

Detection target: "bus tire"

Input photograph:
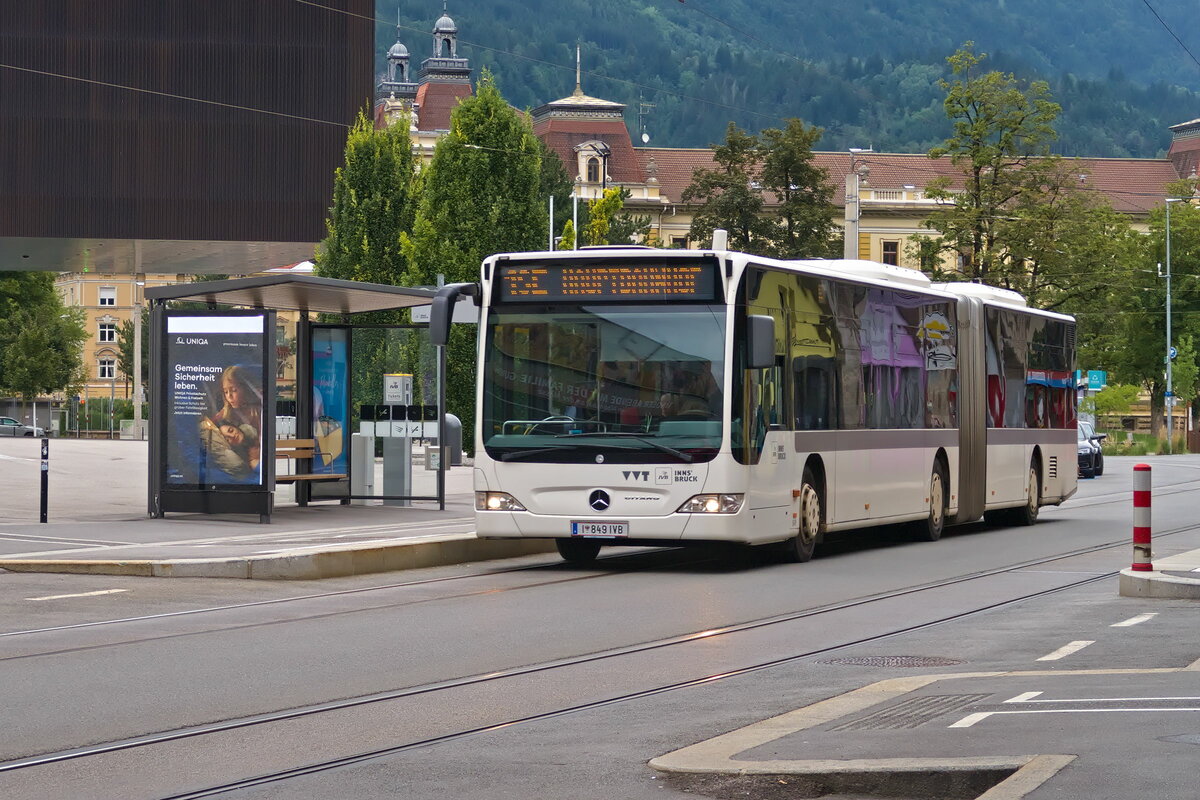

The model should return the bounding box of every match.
[912,461,948,542]
[555,538,602,564]
[778,468,820,563]
[1009,462,1041,526]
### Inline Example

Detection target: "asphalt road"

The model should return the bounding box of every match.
[1,455,1198,799]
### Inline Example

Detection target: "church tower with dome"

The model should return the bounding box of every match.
[375,4,473,137]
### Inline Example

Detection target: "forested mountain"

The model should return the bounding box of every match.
[378,0,1200,157]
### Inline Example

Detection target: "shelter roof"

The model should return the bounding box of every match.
[144,274,435,315]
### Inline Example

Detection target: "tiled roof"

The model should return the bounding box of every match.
[634,147,715,204]
[414,82,472,133]
[633,149,1176,215]
[535,118,644,184]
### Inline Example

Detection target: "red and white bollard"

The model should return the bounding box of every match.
[1132,463,1153,572]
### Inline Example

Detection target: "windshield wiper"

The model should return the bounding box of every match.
[498,446,570,462]
[554,432,694,463]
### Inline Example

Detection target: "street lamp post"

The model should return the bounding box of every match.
[133,275,145,439]
[844,147,872,260]
[1164,198,1183,454]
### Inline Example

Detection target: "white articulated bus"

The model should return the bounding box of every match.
[430,241,1077,564]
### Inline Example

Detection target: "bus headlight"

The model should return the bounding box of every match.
[677,494,744,514]
[476,492,526,511]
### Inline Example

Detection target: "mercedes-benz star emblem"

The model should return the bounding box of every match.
[588,490,610,512]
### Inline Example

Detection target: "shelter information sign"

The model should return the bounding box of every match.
[164,314,266,487]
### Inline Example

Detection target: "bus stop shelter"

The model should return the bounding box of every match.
[144,274,442,522]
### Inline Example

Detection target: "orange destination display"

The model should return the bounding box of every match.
[497,262,719,302]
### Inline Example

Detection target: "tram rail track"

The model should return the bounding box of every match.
[4,471,1196,645]
[1,520,1191,787]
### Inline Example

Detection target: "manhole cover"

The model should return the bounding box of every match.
[819,655,965,668]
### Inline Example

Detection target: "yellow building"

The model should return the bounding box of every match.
[54,272,186,402]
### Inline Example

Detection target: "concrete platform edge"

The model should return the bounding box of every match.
[1118,567,1200,598]
[0,535,557,580]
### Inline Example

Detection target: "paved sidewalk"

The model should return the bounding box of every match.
[0,437,552,579]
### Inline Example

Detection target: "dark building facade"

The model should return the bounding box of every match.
[0,0,374,265]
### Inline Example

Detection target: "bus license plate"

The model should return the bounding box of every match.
[571,521,629,538]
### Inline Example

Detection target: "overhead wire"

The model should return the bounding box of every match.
[293,0,788,124]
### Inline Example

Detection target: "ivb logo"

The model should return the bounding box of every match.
[622,470,650,482]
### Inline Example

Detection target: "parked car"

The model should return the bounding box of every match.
[0,416,45,437]
[1077,421,1105,478]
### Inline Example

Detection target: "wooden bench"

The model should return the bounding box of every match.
[274,438,347,483]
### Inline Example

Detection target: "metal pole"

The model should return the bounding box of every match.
[1166,200,1174,454]
[549,195,555,251]
[40,438,48,523]
[1131,463,1152,571]
[134,276,143,439]
[572,186,579,250]
[844,170,858,260]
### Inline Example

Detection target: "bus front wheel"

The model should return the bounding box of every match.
[777,468,820,563]
[556,538,602,564]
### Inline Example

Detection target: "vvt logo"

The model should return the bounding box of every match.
[622,470,650,482]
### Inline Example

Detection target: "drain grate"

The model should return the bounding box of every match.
[819,655,965,668]
[829,693,992,731]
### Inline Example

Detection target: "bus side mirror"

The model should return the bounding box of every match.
[747,315,776,370]
[429,283,480,346]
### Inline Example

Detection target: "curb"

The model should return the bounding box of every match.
[0,534,557,580]
[1118,567,1200,598]
[650,664,1200,798]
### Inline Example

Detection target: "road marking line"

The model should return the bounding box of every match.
[1112,613,1158,627]
[948,712,993,728]
[26,589,129,601]
[1018,696,1200,703]
[1037,640,1094,661]
[953,707,1200,729]
[1004,691,1043,703]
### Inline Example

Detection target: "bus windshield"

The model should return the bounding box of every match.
[482,303,726,463]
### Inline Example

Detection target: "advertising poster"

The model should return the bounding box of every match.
[311,327,348,476]
[164,314,266,486]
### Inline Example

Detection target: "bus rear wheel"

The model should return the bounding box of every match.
[1009,463,1041,526]
[556,538,602,564]
[777,468,820,563]
[912,462,947,542]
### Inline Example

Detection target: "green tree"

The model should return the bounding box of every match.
[0,273,87,414]
[0,272,59,390]
[999,159,1138,310]
[2,305,88,411]
[582,187,625,246]
[402,71,547,452]
[683,122,773,252]
[921,43,1061,283]
[757,118,837,258]
[1094,200,1200,440]
[1084,384,1140,423]
[558,218,577,250]
[116,307,151,394]
[316,109,417,287]
[1170,334,1199,422]
[538,138,575,246]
